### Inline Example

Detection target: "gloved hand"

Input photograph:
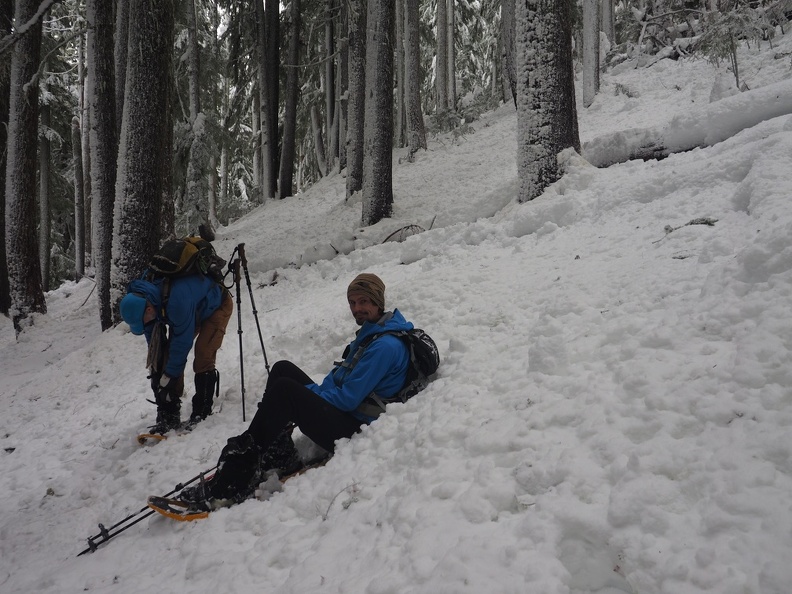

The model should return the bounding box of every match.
[154,374,177,405]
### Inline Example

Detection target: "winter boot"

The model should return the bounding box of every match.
[180,433,263,510]
[187,370,219,427]
[148,388,181,435]
[261,429,304,477]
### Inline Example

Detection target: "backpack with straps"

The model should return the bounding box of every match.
[348,329,440,419]
[148,236,226,283]
[145,236,227,314]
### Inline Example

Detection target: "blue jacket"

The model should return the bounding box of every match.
[128,275,224,379]
[308,309,413,422]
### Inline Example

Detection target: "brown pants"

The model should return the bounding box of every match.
[170,291,234,397]
[194,290,234,373]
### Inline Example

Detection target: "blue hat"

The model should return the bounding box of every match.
[120,293,147,335]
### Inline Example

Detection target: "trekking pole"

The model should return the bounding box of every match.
[77,466,217,556]
[232,255,247,422]
[237,243,271,375]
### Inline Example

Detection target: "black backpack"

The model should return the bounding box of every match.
[145,236,227,313]
[346,328,440,418]
[148,236,226,283]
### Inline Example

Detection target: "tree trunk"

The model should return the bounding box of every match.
[582,0,600,108]
[39,104,51,292]
[87,0,118,330]
[361,0,394,226]
[516,0,580,203]
[183,0,211,235]
[5,0,47,333]
[112,0,175,320]
[0,0,12,315]
[71,117,85,279]
[251,93,262,198]
[187,0,201,122]
[325,0,337,169]
[208,153,219,229]
[220,145,229,205]
[279,0,301,199]
[395,0,406,148]
[336,14,347,173]
[447,0,456,111]
[114,0,129,141]
[345,0,366,199]
[255,0,275,200]
[311,103,328,176]
[405,0,426,159]
[79,37,92,263]
[501,0,517,107]
[435,0,448,113]
[266,0,280,188]
[601,0,615,45]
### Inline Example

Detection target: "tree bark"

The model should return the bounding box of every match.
[112,0,175,321]
[71,117,85,279]
[395,0,406,148]
[255,0,275,200]
[279,0,301,198]
[5,0,47,333]
[114,0,129,141]
[87,0,117,330]
[516,0,580,203]
[405,0,426,159]
[501,0,517,107]
[447,0,456,111]
[311,103,328,176]
[435,0,448,112]
[0,0,12,315]
[39,103,51,292]
[325,0,337,169]
[345,0,366,199]
[601,0,615,45]
[361,0,394,225]
[582,0,600,108]
[266,0,280,188]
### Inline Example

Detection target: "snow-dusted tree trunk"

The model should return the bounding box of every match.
[39,104,51,292]
[114,0,129,141]
[87,0,117,330]
[515,0,580,203]
[405,0,426,159]
[111,0,175,319]
[325,0,337,169]
[0,0,12,315]
[220,145,229,205]
[345,0,366,199]
[279,0,301,199]
[361,0,394,225]
[336,3,348,172]
[255,0,275,200]
[435,0,448,112]
[395,0,406,148]
[71,117,85,279]
[601,0,615,45]
[78,38,92,261]
[251,94,262,196]
[582,0,600,108]
[266,0,280,189]
[182,0,211,236]
[5,0,47,332]
[501,0,517,107]
[311,104,328,176]
[447,0,456,111]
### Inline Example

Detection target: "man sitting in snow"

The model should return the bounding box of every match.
[119,273,234,434]
[179,272,414,510]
